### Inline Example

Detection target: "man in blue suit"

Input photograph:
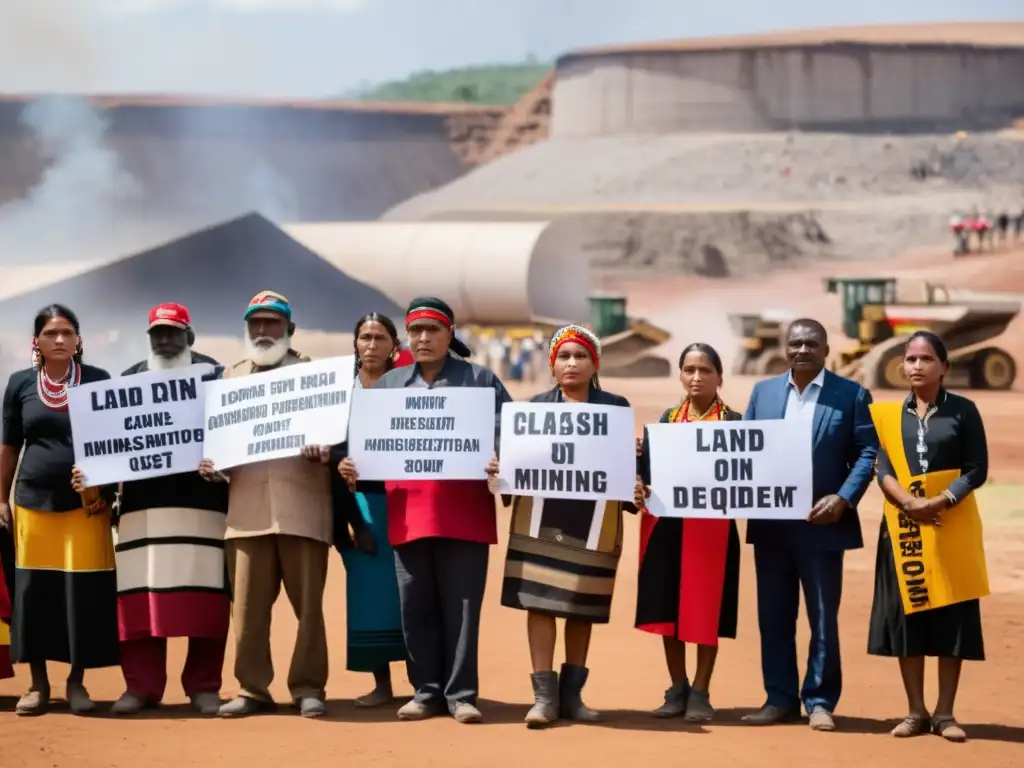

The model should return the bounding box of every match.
[742,319,877,731]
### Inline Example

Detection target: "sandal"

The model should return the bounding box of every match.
[354,685,394,708]
[15,687,50,716]
[890,714,930,738]
[931,716,967,743]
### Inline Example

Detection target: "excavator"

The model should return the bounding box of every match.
[729,277,1019,390]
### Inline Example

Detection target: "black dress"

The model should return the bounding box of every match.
[3,364,121,668]
[867,389,986,660]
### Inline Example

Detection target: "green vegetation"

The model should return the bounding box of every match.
[354,60,551,106]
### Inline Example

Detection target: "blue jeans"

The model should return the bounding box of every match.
[753,544,844,713]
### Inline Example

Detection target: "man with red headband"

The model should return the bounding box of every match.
[111,303,229,716]
[339,296,511,724]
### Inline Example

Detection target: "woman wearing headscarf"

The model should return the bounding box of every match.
[633,343,741,722]
[333,312,409,707]
[868,331,989,743]
[486,324,633,728]
[0,304,119,715]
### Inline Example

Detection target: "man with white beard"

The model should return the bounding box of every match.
[122,303,221,375]
[199,291,334,718]
[112,303,230,716]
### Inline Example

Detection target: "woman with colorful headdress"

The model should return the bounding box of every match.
[633,343,742,723]
[487,324,633,728]
[1,304,119,716]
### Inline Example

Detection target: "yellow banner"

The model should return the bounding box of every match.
[870,402,989,614]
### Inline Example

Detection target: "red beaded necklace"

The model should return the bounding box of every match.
[36,360,81,412]
[676,397,722,423]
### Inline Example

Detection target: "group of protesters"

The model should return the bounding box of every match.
[0,289,990,744]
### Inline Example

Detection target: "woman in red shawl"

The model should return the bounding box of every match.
[634,343,741,722]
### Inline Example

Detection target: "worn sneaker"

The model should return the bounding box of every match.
[190,692,222,715]
[452,702,483,724]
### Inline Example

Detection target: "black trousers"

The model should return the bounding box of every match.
[393,537,489,708]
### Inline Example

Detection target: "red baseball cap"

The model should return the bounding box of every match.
[148,303,191,331]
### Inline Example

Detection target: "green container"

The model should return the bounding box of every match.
[588,292,628,338]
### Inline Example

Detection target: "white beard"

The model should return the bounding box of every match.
[245,333,291,368]
[148,348,193,371]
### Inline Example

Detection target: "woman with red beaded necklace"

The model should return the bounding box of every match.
[0,304,119,716]
[633,343,743,723]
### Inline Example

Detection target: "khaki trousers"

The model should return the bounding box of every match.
[225,534,329,701]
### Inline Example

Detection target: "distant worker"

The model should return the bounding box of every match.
[949,214,968,255]
[995,211,1010,244]
[520,335,537,381]
[532,332,547,382]
[969,211,990,252]
[487,336,505,378]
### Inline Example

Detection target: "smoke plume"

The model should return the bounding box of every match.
[0,97,144,264]
[0,0,299,269]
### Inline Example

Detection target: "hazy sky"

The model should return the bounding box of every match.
[1,0,1021,98]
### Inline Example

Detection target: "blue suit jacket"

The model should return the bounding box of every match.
[744,369,878,552]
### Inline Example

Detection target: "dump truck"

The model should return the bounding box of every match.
[825,277,1019,390]
[728,310,797,376]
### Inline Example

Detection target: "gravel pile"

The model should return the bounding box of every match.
[384,131,1024,274]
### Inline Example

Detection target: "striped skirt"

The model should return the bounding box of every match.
[12,506,120,668]
[116,506,230,641]
[501,496,622,623]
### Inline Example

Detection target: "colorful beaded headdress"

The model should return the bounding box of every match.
[549,324,601,389]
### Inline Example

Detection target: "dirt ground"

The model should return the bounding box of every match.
[3,247,1024,767]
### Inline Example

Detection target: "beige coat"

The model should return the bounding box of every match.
[221,350,332,544]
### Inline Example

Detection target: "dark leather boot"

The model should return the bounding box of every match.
[524,670,559,728]
[559,663,600,722]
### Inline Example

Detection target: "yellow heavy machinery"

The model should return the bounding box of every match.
[826,277,1019,390]
[729,310,797,376]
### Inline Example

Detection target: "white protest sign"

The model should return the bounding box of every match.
[348,387,496,480]
[203,356,354,470]
[69,363,215,487]
[497,402,635,501]
[646,419,812,519]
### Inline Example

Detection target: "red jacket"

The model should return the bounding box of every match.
[386,479,497,546]
[370,356,510,548]
[394,346,415,368]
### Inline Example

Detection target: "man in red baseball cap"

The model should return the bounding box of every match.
[110,303,229,716]
[122,303,219,375]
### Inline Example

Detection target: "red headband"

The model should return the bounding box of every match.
[550,331,599,373]
[406,308,452,328]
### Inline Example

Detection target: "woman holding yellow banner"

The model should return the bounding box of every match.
[867,330,989,744]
